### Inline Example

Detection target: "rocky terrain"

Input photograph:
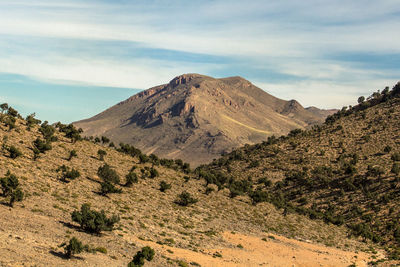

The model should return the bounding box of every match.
[198,82,400,263]
[0,105,381,266]
[74,74,335,166]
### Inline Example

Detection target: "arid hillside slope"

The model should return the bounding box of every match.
[198,82,400,261]
[0,107,380,266]
[74,74,335,166]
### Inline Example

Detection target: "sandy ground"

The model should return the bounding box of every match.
[124,231,377,267]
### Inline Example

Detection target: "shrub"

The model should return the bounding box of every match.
[71,203,119,234]
[7,107,19,117]
[8,145,22,159]
[125,171,138,187]
[159,181,171,192]
[57,165,81,182]
[257,177,272,187]
[26,113,41,128]
[0,171,24,207]
[100,181,122,195]
[392,152,400,161]
[64,237,84,258]
[39,122,57,141]
[0,103,8,113]
[128,246,155,267]
[98,149,107,161]
[175,191,198,206]
[97,164,120,184]
[249,189,268,205]
[33,138,52,153]
[101,136,110,144]
[68,150,77,161]
[4,116,16,130]
[149,167,159,178]
[58,123,82,143]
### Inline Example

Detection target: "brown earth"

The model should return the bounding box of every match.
[74,74,336,166]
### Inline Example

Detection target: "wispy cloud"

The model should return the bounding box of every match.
[0,0,399,112]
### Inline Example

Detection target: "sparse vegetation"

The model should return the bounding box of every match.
[175,191,198,206]
[128,246,155,267]
[71,203,119,234]
[0,171,24,207]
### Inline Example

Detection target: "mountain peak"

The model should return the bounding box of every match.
[74,74,332,166]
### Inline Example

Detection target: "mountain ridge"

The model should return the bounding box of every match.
[74,74,336,166]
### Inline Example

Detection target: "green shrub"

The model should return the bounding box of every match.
[26,113,41,128]
[125,171,138,187]
[97,164,120,184]
[149,167,159,178]
[7,145,22,159]
[249,189,268,205]
[57,165,81,182]
[0,171,24,207]
[159,181,171,192]
[175,191,198,206]
[57,123,82,143]
[39,122,57,141]
[4,116,16,130]
[100,181,122,195]
[68,150,77,161]
[71,203,119,234]
[101,136,110,144]
[33,138,52,153]
[128,246,155,267]
[64,237,84,258]
[98,149,107,161]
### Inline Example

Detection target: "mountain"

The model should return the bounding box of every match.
[0,106,378,266]
[74,74,336,166]
[198,82,400,261]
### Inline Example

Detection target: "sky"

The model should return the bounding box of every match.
[0,0,399,123]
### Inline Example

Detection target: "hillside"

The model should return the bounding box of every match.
[197,82,400,262]
[74,74,335,166]
[0,105,380,266]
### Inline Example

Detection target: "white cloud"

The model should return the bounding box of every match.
[0,0,398,109]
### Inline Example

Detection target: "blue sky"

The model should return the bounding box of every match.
[0,0,399,123]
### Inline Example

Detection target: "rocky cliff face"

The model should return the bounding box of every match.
[74,74,335,166]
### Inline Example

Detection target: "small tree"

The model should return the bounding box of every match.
[128,246,155,267]
[57,165,81,183]
[7,145,22,159]
[249,189,268,205]
[159,181,171,192]
[33,138,52,153]
[68,150,77,161]
[175,191,198,206]
[149,167,159,178]
[98,149,107,161]
[64,237,84,258]
[71,203,119,234]
[101,136,110,144]
[100,181,122,195]
[0,171,24,207]
[357,96,365,104]
[0,103,8,113]
[98,164,120,184]
[125,171,138,187]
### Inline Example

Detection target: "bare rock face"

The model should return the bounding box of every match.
[74,74,335,166]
